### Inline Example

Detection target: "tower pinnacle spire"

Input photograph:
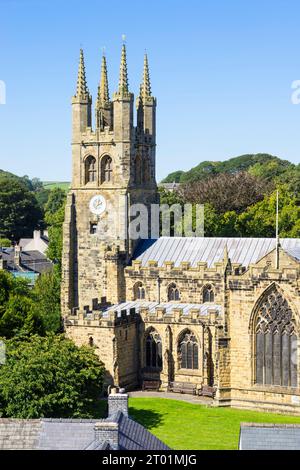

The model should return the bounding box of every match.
[75,49,89,99]
[118,43,129,96]
[98,54,110,104]
[140,53,151,101]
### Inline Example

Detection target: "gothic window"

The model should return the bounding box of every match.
[101,155,112,183]
[178,330,199,370]
[133,281,145,300]
[255,288,298,388]
[145,330,162,369]
[168,283,180,301]
[85,156,96,183]
[203,285,214,303]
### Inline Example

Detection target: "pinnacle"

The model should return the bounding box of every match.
[140,53,151,101]
[97,54,110,105]
[76,49,89,99]
[118,44,129,96]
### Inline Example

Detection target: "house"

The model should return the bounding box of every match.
[0,245,53,285]
[0,389,169,450]
[239,423,300,450]
[19,230,49,255]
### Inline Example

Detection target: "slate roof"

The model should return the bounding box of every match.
[101,301,222,318]
[0,248,53,275]
[19,230,49,255]
[0,414,169,450]
[118,412,169,450]
[132,237,300,268]
[239,423,300,450]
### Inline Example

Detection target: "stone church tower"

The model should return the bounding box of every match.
[61,45,157,315]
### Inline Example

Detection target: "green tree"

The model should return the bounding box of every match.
[0,273,42,339]
[236,187,300,237]
[0,174,42,240]
[44,188,66,215]
[0,238,11,247]
[44,189,66,268]
[31,267,62,334]
[0,334,105,418]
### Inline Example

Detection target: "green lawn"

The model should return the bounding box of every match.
[42,181,70,191]
[125,398,300,450]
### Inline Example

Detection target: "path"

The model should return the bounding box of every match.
[128,390,213,405]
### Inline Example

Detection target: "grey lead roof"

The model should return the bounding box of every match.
[132,237,300,268]
[102,301,222,317]
[239,423,300,450]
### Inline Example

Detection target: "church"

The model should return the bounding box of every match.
[61,43,300,415]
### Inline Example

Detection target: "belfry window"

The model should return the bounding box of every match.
[178,330,199,370]
[85,156,96,183]
[146,330,162,369]
[255,288,298,388]
[133,282,145,300]
[101,155,112,183]
[168,283,180,301]
[203,285,214,303]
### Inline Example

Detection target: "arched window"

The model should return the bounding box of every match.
[133,281,145,300]
[168,283,180,301]
[203,284,214,303]
[178,330,199,370]
[101,155,112,183]
[255,288,298,387]
[145,330,162,369]
[88,337,94,347]
[85,156,96,183]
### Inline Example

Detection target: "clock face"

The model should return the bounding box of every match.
[89,195,106,215]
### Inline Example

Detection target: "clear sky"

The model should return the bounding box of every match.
[1,0,300,182]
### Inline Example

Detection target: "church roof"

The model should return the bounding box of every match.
[102,301,222,318]
[133,237,300,268]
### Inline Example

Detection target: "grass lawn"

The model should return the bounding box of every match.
[42,181,70,191]
[125,398,300,450]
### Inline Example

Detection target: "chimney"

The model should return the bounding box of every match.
[14,245,22,266]
[33,230,41,240]
[108,387,128,417]
[94,421,119,450]
[0,252,7,270]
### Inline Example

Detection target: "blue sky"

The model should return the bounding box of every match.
[1,0,300,181]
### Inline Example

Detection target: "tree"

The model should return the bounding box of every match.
[31,267,62,334]
[236,186,300,237]
[0,334,105,418]
[0,238,11,247]
[0,174,42,240]
[0,271,60,338]
[179,171,268,214]
[44,188,66,215]
[44,189,66,269]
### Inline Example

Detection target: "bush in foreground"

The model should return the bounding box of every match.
[0,334,105,418]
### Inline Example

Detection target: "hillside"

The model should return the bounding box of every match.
[43,181,70,191]
[161,153,293,183]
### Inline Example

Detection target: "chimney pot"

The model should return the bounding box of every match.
[108,388,128,417]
